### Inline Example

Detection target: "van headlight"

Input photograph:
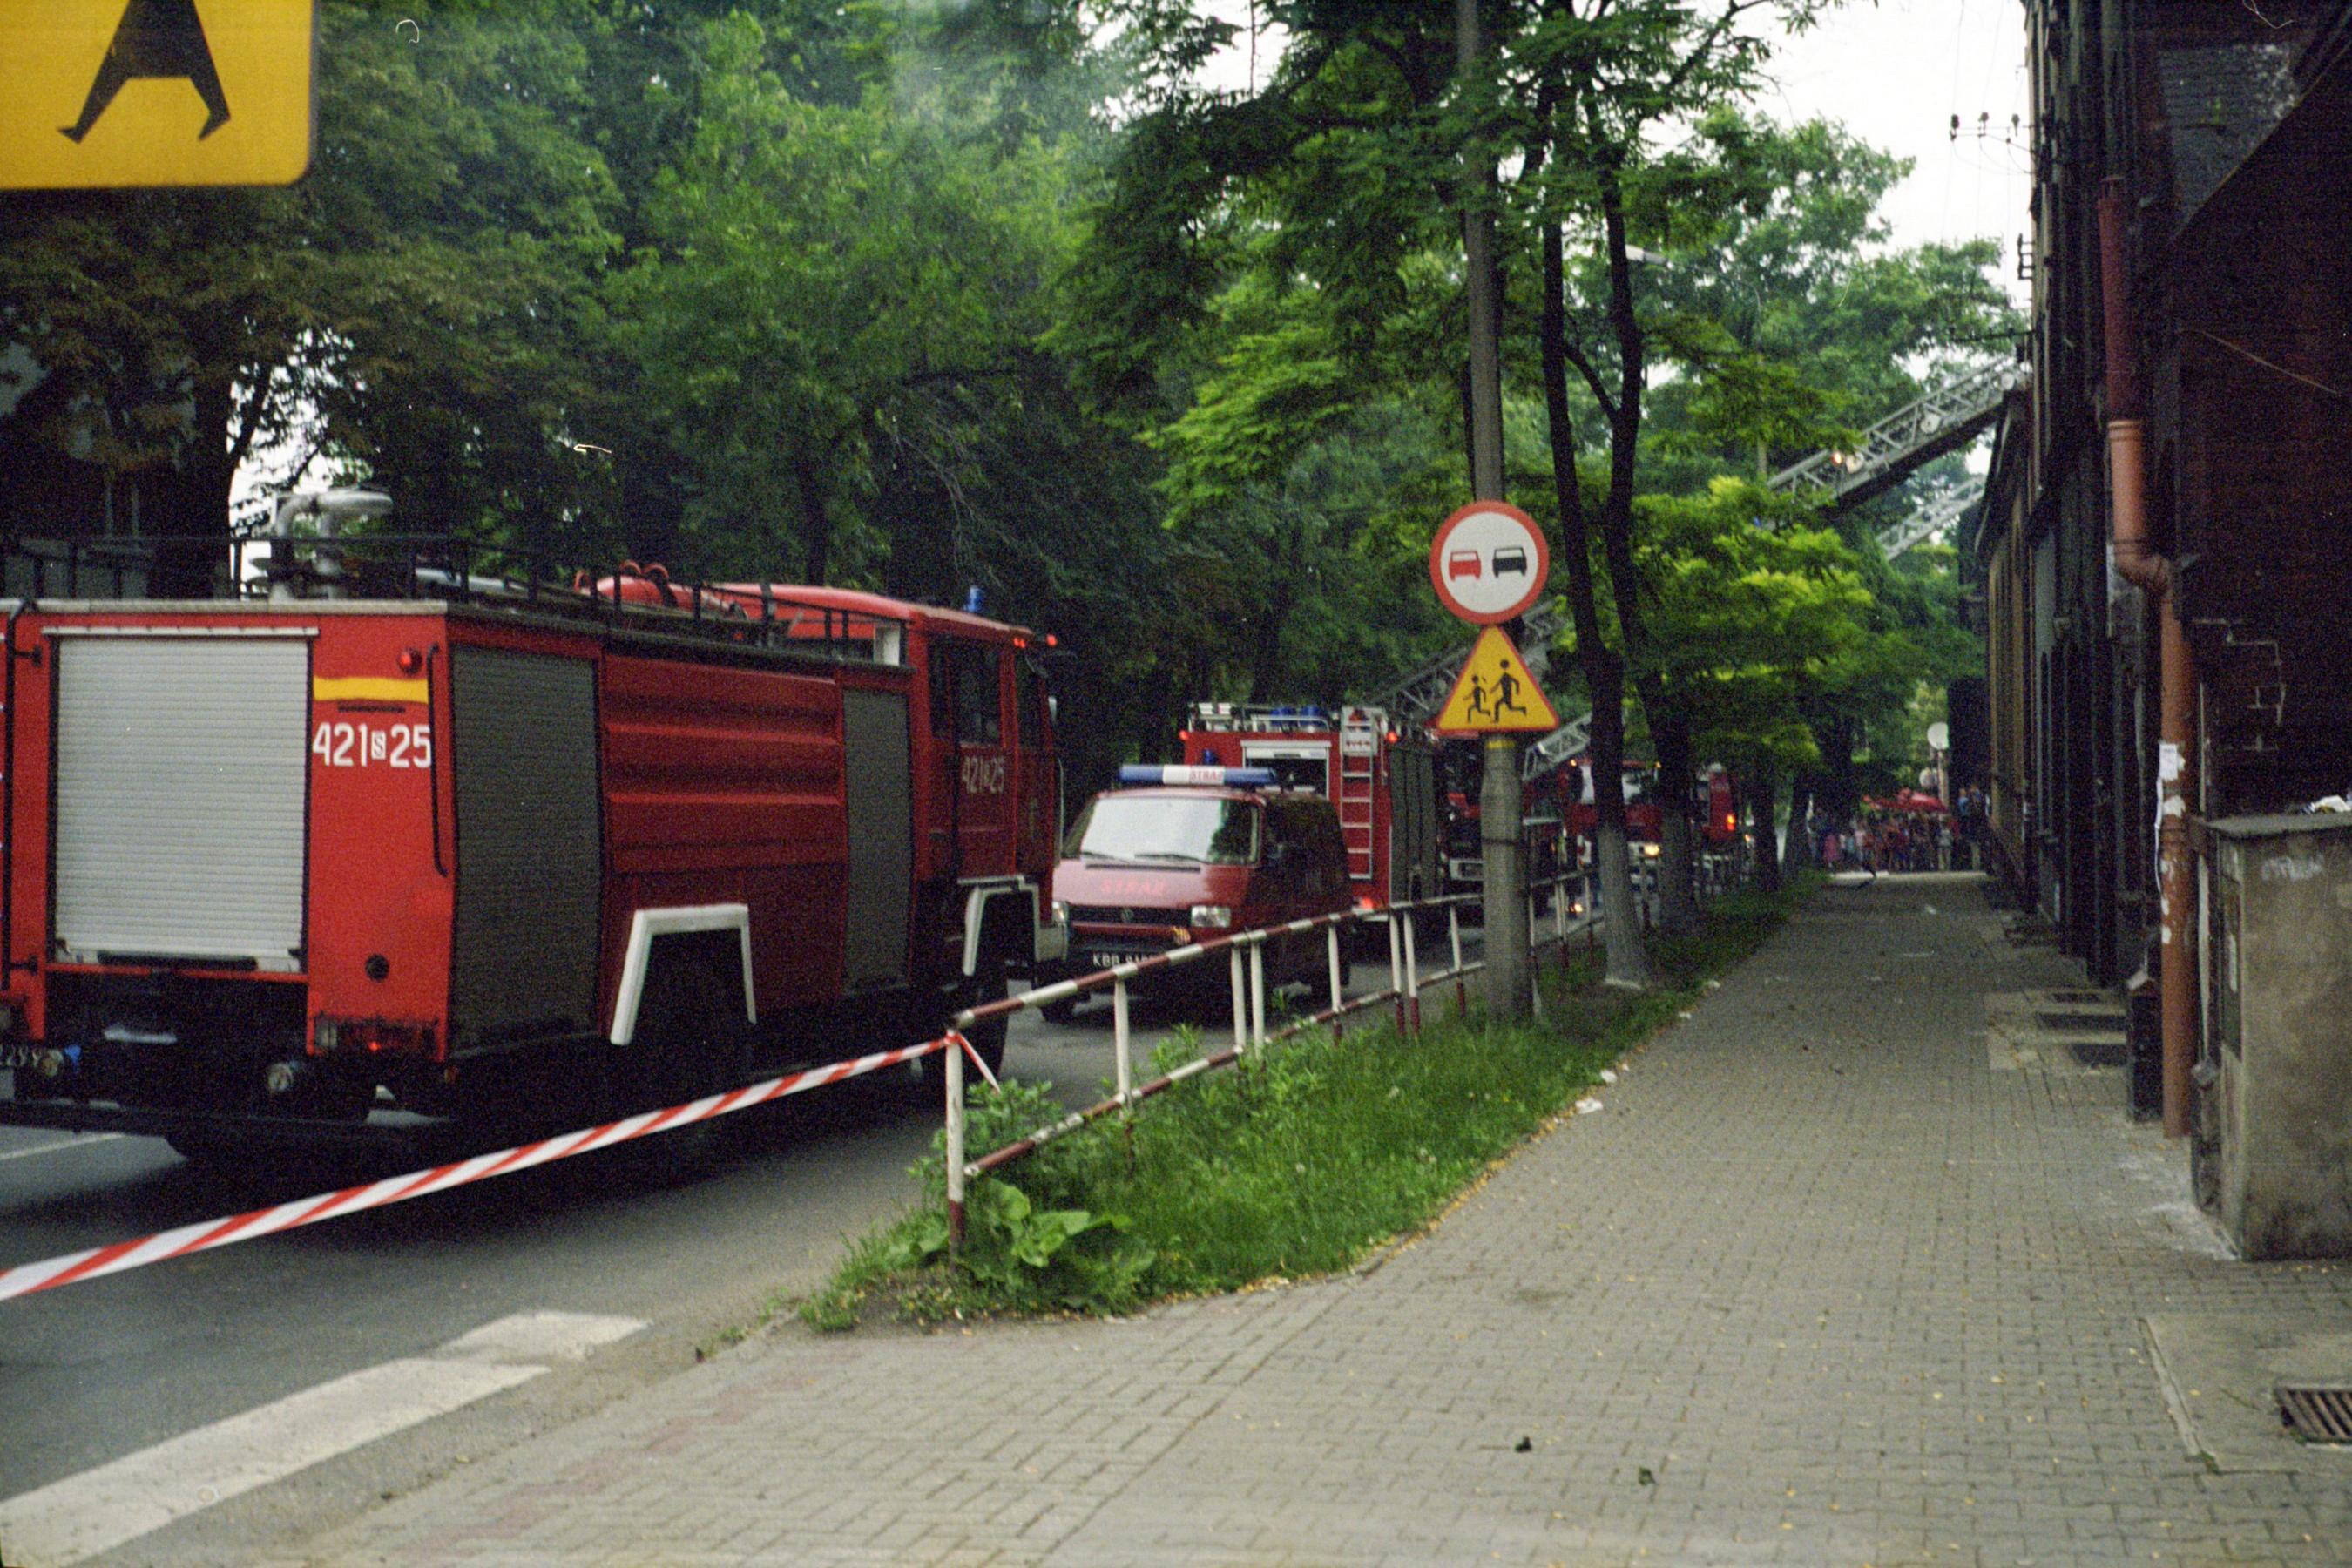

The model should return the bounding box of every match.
[1188,904,1233,928]
[1640,841,1661,858]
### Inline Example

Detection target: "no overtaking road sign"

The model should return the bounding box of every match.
[1429,500,1548,625]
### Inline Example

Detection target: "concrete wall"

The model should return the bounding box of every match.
[2205,815,2352,1259]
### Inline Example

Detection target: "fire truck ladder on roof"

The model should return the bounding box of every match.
[1335,707,1380,882]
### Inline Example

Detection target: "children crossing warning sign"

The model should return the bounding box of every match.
[1432,626,1558,734]
[1,0,316,190]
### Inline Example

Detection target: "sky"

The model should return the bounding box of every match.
[1758,0,2034,285]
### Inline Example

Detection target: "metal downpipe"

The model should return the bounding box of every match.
[2099,180,2196,1139]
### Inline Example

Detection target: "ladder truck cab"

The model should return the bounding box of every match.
[0,497,1066,1157]
[1177,703,1443,916]
[1565,759,1666,857]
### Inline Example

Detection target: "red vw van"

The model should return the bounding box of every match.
[1047,767,1352,1017]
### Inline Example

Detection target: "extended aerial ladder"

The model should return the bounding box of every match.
[1761,360,2017,512]
[1372,362,2021,781]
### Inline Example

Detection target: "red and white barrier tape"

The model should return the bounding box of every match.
[946,1030,1001,1092]
[0,1036,949,1304]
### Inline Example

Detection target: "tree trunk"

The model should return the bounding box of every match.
[152,370,236,598]
[793,454,834,584]
[1587,160,1692,952]
[1650,709,1700,935]
[1782,771,1815,882]
[1587,673,1652,988]
[1538,199,1651,989]
[1748,770,1781,895]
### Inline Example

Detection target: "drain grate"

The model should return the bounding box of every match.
[2048,989,2108,1005]
[2277,1385,2352,1443]
[2071,1038,2129,1068]
[2038,1010,2125,1033]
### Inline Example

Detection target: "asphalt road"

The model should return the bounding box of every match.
[0,943,1454,1564]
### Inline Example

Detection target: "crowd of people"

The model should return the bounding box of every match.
[1807,786,1989,876]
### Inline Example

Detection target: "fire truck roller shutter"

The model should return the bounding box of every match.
[841,687,912,990]
[449,647,601,1048]
[52,633,310,968]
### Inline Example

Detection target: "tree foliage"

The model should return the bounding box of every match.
[0,0,2000,806]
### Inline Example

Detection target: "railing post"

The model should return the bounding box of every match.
[1112,972,1135,1168]
[1229,944,1248,1061]
[1527,889,1545,1022]
[945,1035,966,1252]
[1112,972,1133,1105]
[1449,902,1466,1017]
[1249,939,1267,1048]
[1387,912,1405,1033]
[1327,923,1345,1039]
[1401,910,1421,1034]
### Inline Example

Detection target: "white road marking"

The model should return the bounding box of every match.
[0,1310,645,1567]
[440,1308,649,1364]
[0,1134,124,1165]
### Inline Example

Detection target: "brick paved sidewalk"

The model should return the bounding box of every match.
[273,876,2352,1567]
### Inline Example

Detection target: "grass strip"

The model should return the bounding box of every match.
[802,878,1808,1329]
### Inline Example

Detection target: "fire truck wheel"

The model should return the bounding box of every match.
[629,955,753,1170]
[1038,994,1081,1026]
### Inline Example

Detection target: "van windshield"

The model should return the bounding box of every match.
[1067,795,1258,866]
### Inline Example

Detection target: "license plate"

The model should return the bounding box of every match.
[1087,950,1128,970]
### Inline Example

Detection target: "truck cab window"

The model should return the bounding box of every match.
[1016,657,1049,748]
[955,645,1004,744]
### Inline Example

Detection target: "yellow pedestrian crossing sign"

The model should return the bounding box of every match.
[1432,626,1559,735]
[1,1,316,190]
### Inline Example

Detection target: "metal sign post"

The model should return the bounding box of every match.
[1428,504,1551,1023]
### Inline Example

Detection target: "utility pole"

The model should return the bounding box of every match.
[1456,0,1529,1021]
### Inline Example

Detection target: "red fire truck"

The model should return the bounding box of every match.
[1177,703,1443,914]
[1434,746,1573,897]
[1560,760,1741,855]
[0,514,1065,1153]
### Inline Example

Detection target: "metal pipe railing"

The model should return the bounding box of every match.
[943,871,1601,1244]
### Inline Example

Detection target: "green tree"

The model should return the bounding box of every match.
[0,2,622,583]
[1511,0,1828,970]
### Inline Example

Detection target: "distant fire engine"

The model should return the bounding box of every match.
[0,495,1065,1154]
[1559,760,1742,855]
[1178,703,1443,915]
[1438,741,1571,893]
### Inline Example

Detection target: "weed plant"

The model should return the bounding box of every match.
[803,881,1803,1329]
